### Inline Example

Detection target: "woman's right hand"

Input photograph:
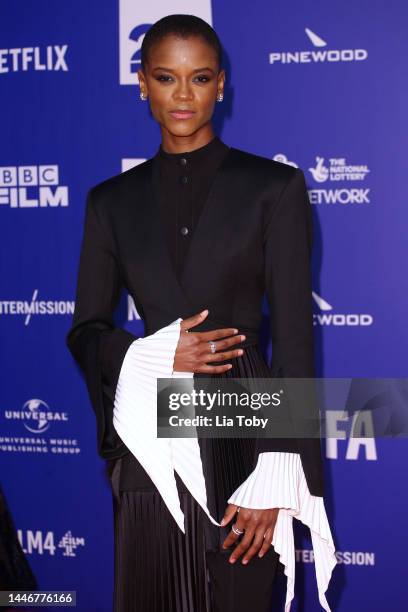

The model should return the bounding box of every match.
[173,310,246,374]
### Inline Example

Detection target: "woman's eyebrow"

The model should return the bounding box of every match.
[152,66,215,74]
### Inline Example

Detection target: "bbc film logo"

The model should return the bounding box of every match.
[0,165,69,208]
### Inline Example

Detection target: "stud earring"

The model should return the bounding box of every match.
[216,92,223,102]
[140,91,147,101]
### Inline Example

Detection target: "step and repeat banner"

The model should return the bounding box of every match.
[1,1,406,610]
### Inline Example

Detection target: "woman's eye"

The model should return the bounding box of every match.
[155,75,211,83]
[156,75,173,82]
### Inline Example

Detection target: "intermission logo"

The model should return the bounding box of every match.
[118,0,212,84]
[273,154,371,205]
[0,165,69,208]
[18,529,85,557]
[269,28,368,65]
[0,290,74,325]
[0,45,68,73]
[313,291,373,327]
[297,548,375,566]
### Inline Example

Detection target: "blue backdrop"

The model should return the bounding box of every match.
[1,1,406,610]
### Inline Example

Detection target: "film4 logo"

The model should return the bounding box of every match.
[17,529,85,557]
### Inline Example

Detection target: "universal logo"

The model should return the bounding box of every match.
[269,28,368,65]
[118,0,212,85]
[5,399,68,434]
[0,165,69,208]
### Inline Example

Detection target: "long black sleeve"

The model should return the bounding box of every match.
[254,167,324,495]
[265,167,315,379]
[66,188,139,459]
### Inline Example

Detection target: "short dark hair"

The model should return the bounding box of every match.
[141,14,223,70]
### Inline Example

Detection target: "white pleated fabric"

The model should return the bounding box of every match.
[112,317,336,611]
[113,317,218,533]
[227,451,337,611]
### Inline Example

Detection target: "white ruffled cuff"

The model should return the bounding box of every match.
[112,317,190,532]
[112,318,218,534]
[227,451,337,611]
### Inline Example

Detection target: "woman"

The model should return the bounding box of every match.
[66,14,336,612]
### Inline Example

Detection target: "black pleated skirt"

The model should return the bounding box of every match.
[111,344,294,612]
[112,477,212,612]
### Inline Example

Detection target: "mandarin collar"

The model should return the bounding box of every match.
[156,135,228,166]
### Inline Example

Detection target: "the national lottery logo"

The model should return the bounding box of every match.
[312,291,373,327]
[273,153,371,205]
[309,157,370,183]
[5,399,68,434]
[0,165,69,208]
[18,529,85,557]
[0,45,68,74]
[269,27,368,65]
[118,0,212,85]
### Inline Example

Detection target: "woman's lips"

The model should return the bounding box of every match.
[169,110,196,120]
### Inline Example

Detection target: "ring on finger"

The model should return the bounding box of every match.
[231,523,244,535]
[208,340,217,354]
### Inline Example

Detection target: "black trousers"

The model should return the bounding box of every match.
[110,455,281,612]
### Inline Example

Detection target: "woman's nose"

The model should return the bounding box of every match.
[173,80,193,100]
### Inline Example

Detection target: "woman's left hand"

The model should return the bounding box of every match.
[220,504,279,564]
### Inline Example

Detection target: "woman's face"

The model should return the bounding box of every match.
[138,35,225,140]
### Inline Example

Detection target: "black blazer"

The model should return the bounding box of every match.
[66,145,324,497]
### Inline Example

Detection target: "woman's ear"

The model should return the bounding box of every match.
[137,68,147,95]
